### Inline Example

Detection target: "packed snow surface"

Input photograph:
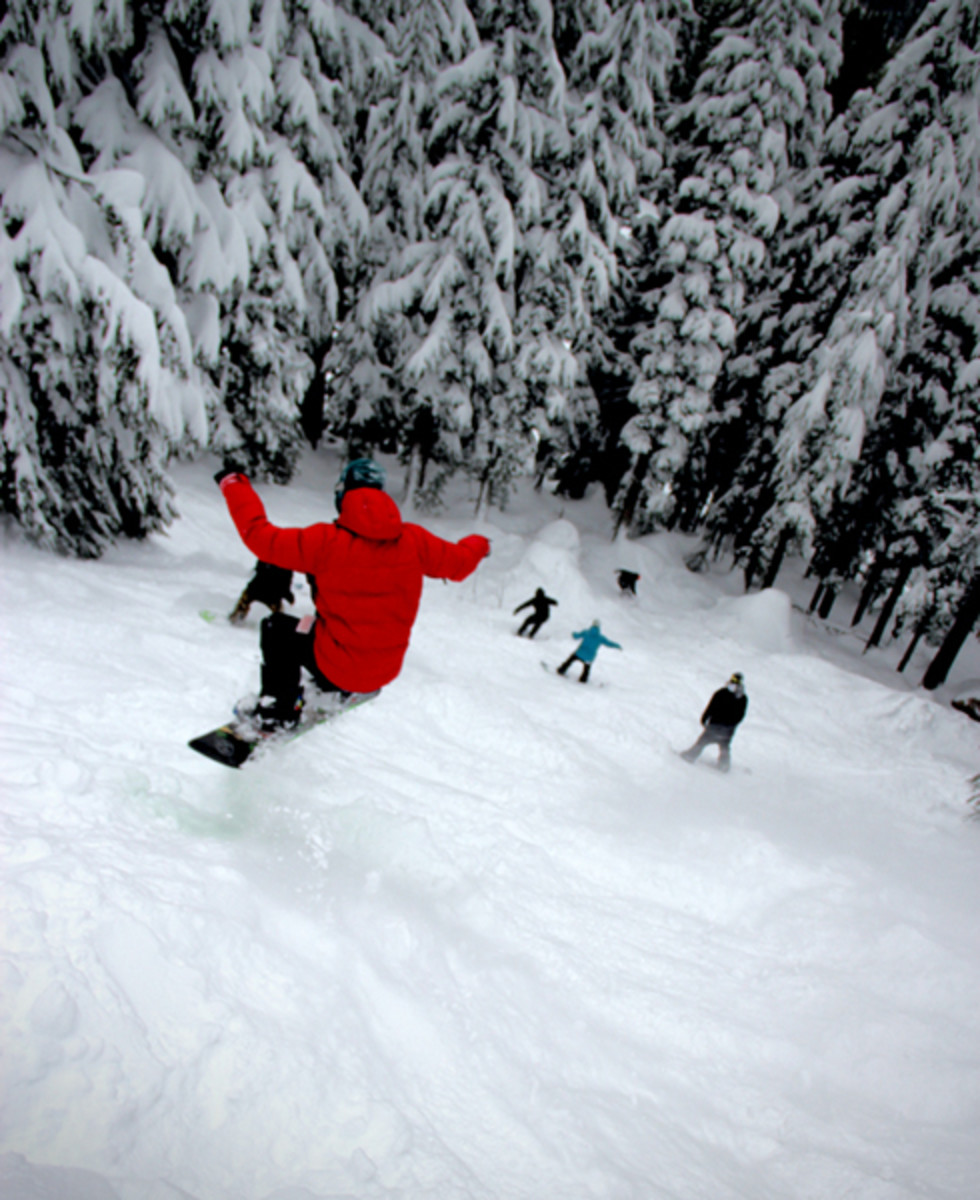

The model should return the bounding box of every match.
[2,455,979,1200]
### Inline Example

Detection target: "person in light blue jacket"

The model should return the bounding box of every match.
[557,620,622,683]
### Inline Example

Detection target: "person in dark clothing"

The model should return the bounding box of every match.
[514,587,558,638]
[616,569,640,595]
[228,560,295,623]
[680,673,748,771]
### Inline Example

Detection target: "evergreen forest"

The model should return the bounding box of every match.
[1,0,978,682]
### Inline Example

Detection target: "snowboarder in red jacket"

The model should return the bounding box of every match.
[216,459,490,730]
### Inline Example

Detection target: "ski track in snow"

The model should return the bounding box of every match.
[2,457,980,1200]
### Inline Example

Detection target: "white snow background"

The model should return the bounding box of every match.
[2,453,979,1200]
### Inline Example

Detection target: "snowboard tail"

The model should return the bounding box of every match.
[188,723,260,768]
[189,689,380,768]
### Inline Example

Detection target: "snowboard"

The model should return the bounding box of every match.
[189,689,380,768]
[540,660,605,687]
[675,749,751,775]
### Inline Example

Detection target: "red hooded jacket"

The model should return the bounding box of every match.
[220,476,489,693]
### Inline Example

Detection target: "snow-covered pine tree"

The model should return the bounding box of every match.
[325,0,475,506]
[268,0,382,450]
[737,0,979,597]
[613,0,841,536]
[882,236,980,667]
[349,0,625,512]
[350,0,533,510]
[557,0,695,506]
[829,241,980,658]
[420,15,557,513]
[879,0,980,675]
[904,270,980,680]
[695,3,843,563]
[0,9,198,555]
[443,0,624,509]
[75,0,377,485]
[160,0,310,481]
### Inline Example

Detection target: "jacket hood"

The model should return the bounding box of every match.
[337,487,403,540]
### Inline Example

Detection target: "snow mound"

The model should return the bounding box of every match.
[509,519,595,614]
[534,518,580,551]
[0,1155,122,1200]
[712,587,795,654]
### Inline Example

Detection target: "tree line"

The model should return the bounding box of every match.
[1,0,978,683]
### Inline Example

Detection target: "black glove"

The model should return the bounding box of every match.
[214,461,248,487]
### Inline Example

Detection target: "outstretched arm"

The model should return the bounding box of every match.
[412,525,490,581]
[217,473,325,573]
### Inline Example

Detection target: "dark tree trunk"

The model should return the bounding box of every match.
[852,558,885,626]
[922,570,980,690]
[818,585,838,620]
[897,615,930,673]
[865,562,914,652]
[613,453,651,538]
[300,344,329,447]
[475,449,500,515]
[761,527,791,590]
[808,581,824,613]
[743,543,762,592]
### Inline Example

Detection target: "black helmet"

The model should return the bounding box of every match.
[335,458,385,511]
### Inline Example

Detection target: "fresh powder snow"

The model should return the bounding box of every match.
[2,453,979,1200]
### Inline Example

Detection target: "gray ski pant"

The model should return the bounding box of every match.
[681,722,737,769]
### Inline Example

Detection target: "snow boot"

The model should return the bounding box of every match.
[237,692,303,735]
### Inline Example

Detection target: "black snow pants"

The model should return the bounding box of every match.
[259,612,345,715]
[557,653,591,682]
[518,614,547,638]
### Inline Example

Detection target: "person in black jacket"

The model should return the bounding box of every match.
[228,560,295,623]
[513,587,558,638]
[680,673,748,771]
[616,569,640,596]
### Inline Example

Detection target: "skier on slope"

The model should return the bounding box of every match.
[556,620,622,683]
[680,672,748,772]
[513,587,558,638]
[214,458,490,731]
[616,569,640,596]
